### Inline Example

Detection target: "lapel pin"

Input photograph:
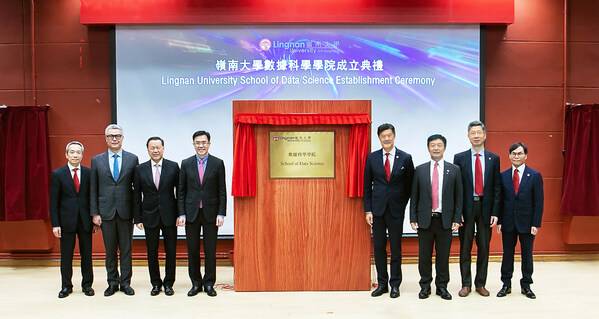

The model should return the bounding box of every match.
[396,155,399,159]
[488,157,491,160]
[527,173,530,177]
[401,166,405,170]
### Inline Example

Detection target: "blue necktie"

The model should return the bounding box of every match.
[112,154,120,181]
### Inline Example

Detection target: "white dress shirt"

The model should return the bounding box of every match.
[471,148,486,196]
[382,147,396,170]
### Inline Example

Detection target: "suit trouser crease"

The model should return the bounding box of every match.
[418,217,452,289]
[501,231,535,288]
[372,206,403,288]
[459,200,492,288]
[60,218,93,289]
[101,215,133,287]
[145,222,177,287]
[186,209,218,287]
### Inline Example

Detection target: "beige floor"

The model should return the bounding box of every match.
[0,261,597,318]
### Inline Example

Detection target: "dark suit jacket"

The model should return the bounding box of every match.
[499,166,544,233]
[133,159,180,228]
[410,160,463,230]
[90,150,139,220]
[363,148,414,218]
[453,149,501,224]
[50,165,92,233]
[178,154,226,223]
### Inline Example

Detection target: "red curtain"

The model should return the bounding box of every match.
[0,106,50,221]
[232,113,371,198]
[561,104,599,216]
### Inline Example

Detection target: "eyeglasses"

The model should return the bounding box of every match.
[106,134,123,140]
[194,142,210,146]
[510,151,525,157]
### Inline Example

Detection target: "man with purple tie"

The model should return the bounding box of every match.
[497,142,544,299]
[178,130,226,297]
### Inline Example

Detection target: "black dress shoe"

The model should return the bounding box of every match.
[150,286,161,296]
[120,286,135,296]
[58,287,72,298]
[370,286,389,297]
[521,287,536,299]
[436,287,452,300]
[104,285,118,297]
[187,286,202,297]
[496,286,511,297]
[164,286,174,296]
[390,286,400,298]
[204,286,217,297]
[418,287,431,299]
[82,287,95,296]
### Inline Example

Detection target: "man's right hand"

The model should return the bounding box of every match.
[410,222,418,231]
[497,224,502,234]
[92,215,102,226]
[365,212,373,227]
[52,227,61,238]
[176,215,186,227]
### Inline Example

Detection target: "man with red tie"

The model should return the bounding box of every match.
[363,123,414,298]
[497,142,544,299]
[410,134,462,300]
[453,121,501,297]
[50,141,94,298]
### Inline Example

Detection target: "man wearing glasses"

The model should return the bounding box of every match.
[90,124,139,296]
[497,142,544,299]
[178,131,226,297]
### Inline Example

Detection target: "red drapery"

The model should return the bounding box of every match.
[561,104,599,216]
[232,113,371,198]
[0,106,50,221]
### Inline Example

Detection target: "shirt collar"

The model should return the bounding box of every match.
[151,159,163,167]
[67,163,80,171]
[108,149,123,158]
[471,148,485,157]
[431,158,444,166]
[196,154,209,162]
[512,164,525,173]
[382,147,396,157]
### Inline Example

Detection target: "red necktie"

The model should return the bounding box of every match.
[474,153,483,195]
[72,168,80,193]
[384,153,391,182]
[432,162,439,211]
[513,168,520,194]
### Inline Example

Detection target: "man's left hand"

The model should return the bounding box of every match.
[216,215,224,227]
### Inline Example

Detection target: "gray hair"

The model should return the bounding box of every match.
[104,123,123,135]
[467,120,486,132]
[65,140,84,153]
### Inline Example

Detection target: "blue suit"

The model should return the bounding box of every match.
[498,165,544,288]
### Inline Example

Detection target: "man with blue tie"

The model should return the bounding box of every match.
[90,124,139,296]
[497,142,544,299]
[363,123,414,298]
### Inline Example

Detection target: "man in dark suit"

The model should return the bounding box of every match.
[134,136,180,296]
[178,130,226,297]
[453,121,501,297]
[50,141,94,298]
[410,134,462,300]
[363,123,414,298]
[497,142,544,299]
[90,124,139,296]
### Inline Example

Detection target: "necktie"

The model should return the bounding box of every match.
[154,164,160,189]
[432,161,439,211]
[384,153,391,182]
[72,168,80,193]
[474,153,483,195]
[513,168,520,194]
[198,158,205,184]
[112,154,120,181]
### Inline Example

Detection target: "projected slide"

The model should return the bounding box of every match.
[116,25,480,236]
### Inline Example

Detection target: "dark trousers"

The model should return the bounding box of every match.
[372,206,403,288]
[418,216,452,289]
[101,215,133,287]
[144,222,177,288]
[60,218,93,289]
[500,231,535,288]
[186,209,218,288]
[459,200,492,288]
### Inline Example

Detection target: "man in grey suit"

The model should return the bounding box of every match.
[91,124,139,296]
[410,134,463,300]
